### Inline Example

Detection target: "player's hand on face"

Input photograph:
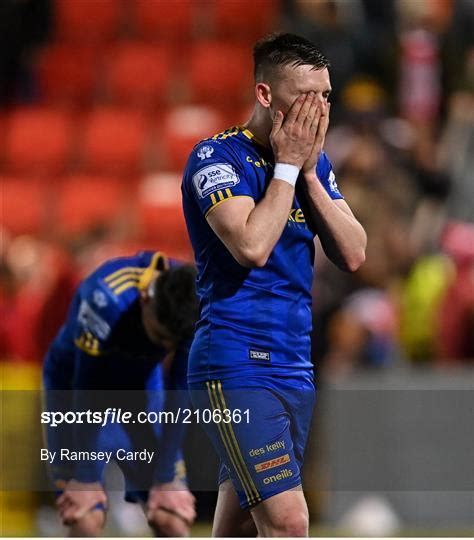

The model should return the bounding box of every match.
[146,480,196,536]
[56,480,107,525]
[270,92,321,169]
[301,100,330,174]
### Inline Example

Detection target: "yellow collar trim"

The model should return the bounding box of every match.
[238,125,268,149]
[138,251,169,291]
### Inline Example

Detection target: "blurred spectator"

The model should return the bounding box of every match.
[399,253,453,362]
[0,235,76,362]
[436,222,474,362]
[439,89,474,222]
[396,0,451,128]
[323,288,399,380]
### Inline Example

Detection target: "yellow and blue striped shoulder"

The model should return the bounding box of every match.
[102,252,168,298]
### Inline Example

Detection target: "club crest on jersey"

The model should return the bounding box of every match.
[93,289,108,308]
[192,163,240,198]
[197,145,214,160]
[328,170,339,193]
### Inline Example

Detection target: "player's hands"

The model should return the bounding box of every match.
[301,101,330,175]
[56,480,107,525]
[146,480,196,537]
[270,92,322,169]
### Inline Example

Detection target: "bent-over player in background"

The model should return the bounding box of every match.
[181,33,367,537]
[43,251,198,537]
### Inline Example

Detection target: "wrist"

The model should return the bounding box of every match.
[273,163,300,187]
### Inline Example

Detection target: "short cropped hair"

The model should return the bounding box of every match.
[253,32,330,82]
[152,265,198,342]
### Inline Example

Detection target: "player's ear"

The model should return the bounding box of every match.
[255,82,272,108]
[141,275,157,304]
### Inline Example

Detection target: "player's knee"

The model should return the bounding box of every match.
[264,510,308,537]
[68,510,105,537]
[283,511,309,537]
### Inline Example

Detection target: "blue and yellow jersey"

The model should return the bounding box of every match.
[181,126,343,382]
[52,250,171,366]
[44,251,189,484]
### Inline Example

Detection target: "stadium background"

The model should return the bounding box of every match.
[0,0,473,536]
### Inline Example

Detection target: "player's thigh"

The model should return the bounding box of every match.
[250,486,309,537]
[285,376,316,466]
[212,479,256,537]
[189,379,302,510]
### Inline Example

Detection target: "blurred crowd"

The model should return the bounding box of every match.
[287,0,474,374]
[1,0,473,372]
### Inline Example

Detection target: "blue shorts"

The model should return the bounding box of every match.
[189,373,315,509]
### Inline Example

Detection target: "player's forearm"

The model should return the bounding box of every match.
[154,348,189,482]
[154,392,189,483]
[234,179,295,267]
[72,355,108,482]
[302,172,366,272]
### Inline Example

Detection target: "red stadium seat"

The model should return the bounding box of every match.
[37,43,102,105]
[137,173,192,258]
[133,0,195,40]
[214,0,280,39]
[0,176,48,234]
[105,42,172,106]
[3,108,73,175]
[162,105,228,170]
[54,0,122,42]
[81,108,148,175]
[56,174,130,235]
[189,41,254,105]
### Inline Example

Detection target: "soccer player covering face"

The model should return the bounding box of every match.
[181,33,367,537]
[42,251,199,537]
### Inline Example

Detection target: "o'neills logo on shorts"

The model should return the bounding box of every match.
[254,454,290,473]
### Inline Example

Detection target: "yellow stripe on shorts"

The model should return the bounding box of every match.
[206,381,258,506]
[215,380,261,504]
[206,380,261,506]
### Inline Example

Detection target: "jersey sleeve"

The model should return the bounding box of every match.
[183,139,255,217]
[316,151,344,200]
[70,286,121,481]
[72,283,120,357]
[71,352,109,482]
[153,342,190,483]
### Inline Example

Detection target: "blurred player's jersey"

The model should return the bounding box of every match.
[44,251,189,485]
[52,251,172,372]
[182,126,343,382]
